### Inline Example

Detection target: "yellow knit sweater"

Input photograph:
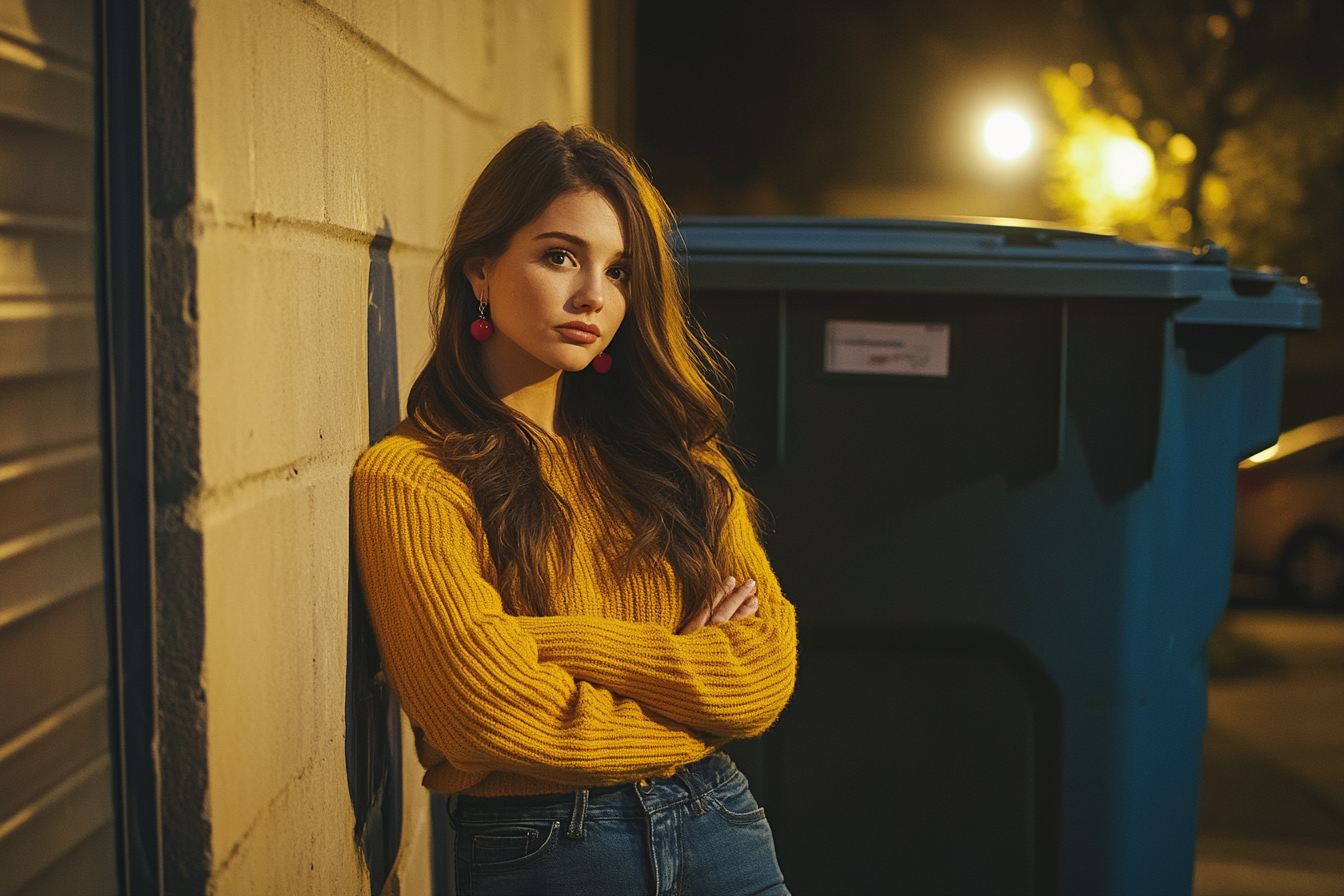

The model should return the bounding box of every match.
[352,422,797,797]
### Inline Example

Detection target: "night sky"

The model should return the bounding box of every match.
[637,0,1074,214]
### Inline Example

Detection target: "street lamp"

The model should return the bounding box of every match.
[984,111,1032,160]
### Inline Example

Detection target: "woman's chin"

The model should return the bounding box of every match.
[551,349,605,373]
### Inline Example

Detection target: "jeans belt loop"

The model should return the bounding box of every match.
[676,767,709,816]
[566,788,589,839]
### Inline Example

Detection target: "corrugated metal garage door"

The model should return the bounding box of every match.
[0,2,118,894]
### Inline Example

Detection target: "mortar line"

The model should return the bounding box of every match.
[198,207,443,255]
[189,446,369,525]
[211,750,324,878]
[288,0,497,126]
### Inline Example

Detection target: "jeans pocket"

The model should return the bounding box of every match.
[467,819,562,872]
[705,771,768,826]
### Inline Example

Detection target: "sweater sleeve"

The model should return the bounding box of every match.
[517,476,797,740]
[353,452,715,788]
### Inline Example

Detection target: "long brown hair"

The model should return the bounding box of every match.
[407,122,755,621]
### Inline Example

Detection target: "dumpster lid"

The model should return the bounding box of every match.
[676,217,1320,329]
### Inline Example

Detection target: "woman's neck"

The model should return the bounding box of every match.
[479,336,562,435]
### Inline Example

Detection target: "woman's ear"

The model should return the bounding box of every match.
[463,256,488,295]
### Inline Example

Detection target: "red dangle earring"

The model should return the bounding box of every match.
[591,352,612,374]
[469,291,493,342]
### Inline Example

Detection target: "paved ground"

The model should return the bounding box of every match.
[1194,611,1344,896]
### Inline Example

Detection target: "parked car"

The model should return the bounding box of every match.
[1234,415,1344,607]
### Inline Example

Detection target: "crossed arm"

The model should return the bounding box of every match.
[519,568,796,741]
[353,454,796,787]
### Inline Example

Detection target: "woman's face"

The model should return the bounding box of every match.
[468,190,630,378]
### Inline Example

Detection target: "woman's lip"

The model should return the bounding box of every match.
[556,323,600,343]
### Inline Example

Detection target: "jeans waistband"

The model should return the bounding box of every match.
[450,751,737,838]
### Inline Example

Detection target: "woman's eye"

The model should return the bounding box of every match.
[546,250,573,266]
[607,266,628,282]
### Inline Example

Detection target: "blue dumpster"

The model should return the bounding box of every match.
[679,218,1320,896]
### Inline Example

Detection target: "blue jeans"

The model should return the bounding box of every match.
[450,752,789,896]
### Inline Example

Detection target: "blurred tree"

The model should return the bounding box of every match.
[1051,0,1344,268]
[1054,0,1344,427]
[1202,92,1344,274]
[1039,64,1163,232]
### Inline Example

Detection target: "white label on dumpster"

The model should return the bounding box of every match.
[824,320,950,377]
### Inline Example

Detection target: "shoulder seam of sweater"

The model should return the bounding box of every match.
[356,438,474,504]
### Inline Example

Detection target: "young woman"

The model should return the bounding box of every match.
[353,123,796,895]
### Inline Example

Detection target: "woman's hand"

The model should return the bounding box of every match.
[677,576,758,635]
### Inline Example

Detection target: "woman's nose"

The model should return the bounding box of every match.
[572,270,606,312]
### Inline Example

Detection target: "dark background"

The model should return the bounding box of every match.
[632,0,1344,429]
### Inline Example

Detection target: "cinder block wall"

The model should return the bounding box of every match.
[157,2,591,893]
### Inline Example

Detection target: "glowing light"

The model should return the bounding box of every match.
[1102,137,1155,199]
[984,111,1032,160]
[1167,133,1197,164]
[1144,119,1173,146]
[1159,172,1186,200]
[1202,174,1230,211]
[1247,443,1279,464]
[1040,66,1161,229]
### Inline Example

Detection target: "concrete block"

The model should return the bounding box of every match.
[387,0,450,96]
[207,742,365,896]
[358,76,486,252]
[317,0,494,117]
[391,242,439,408]
[250,7,328,223]
[194,223,367,488]
[195,0,331,223]
[360,67,430,241]
[493,0,591,131]
[201,466,361,893]
[193,0,257,219]
[320,34,373,231]
[196,0,592,244]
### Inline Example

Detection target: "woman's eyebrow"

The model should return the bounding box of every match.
[532,230,628,259]
[532,230,586,245]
